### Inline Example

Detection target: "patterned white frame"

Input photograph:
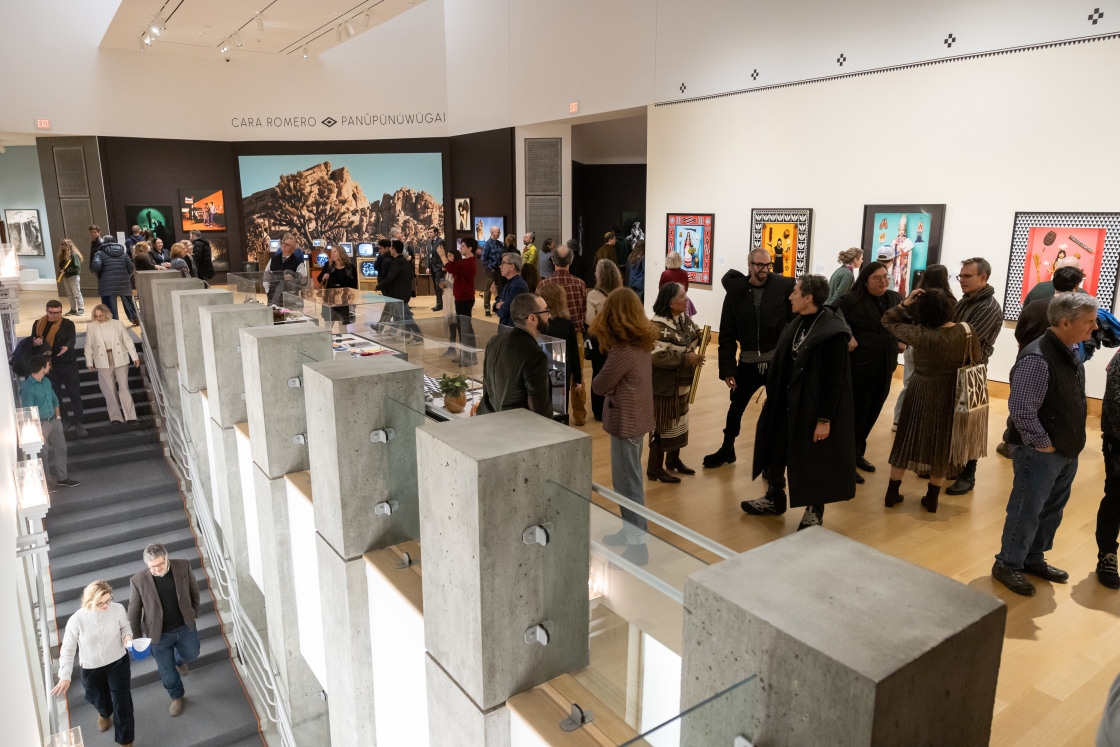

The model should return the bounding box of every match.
[750,208,813,276]
[1003,212,1120,321]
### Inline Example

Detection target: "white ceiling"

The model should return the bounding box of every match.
[99,0,427,58]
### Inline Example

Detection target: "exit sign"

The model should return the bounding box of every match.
[35,119,51,130]
[568,101,579,114]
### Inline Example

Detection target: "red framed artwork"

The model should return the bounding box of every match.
[665,213,714,287]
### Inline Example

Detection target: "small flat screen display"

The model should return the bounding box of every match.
[269,239,280,251]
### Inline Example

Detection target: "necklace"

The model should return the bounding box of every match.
[791,313,822,354]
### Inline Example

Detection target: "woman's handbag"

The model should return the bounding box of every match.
[950,322,989,464]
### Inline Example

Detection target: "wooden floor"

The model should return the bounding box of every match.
[18,288,1118,745]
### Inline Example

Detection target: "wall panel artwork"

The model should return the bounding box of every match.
[454,198,471,231]
[179,189,226,231]
[666,213,714,287]
[750,209,813,277]
[125,205,177,247]
[861,204,945,297]
[4,209,44,255]
[1003,212,1120,320]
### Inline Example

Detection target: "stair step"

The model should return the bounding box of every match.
[72,388,149,412]
[50,510,190,557]
[47,493,185,536]
[67,442,163,471]
[66,427,159,455]
[51,527,199,580]
[80,401,154,424]
[75,416,161,441]
[52,550,205,605]
[47,460,178,515]
[57,586,215,632]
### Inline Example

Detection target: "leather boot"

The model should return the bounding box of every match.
[646,443,680,483]
[665,449,696,475]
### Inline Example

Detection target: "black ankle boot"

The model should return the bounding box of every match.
[703,441,736,468]
[921,483,941,513]
[884,479,903,507]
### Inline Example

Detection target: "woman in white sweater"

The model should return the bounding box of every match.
[86,304,140,423]
[52,580,135,747]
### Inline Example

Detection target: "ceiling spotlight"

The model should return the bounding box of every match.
[150,25,161,36]
[139,36,146,51]
[302,45,309,58]
[234,33,242,46]
[362,11,371,27]
[154,15,166,29]
[144,34,152,46]
[345,21,356,36]
[220,43,229,53]
[256,17,264,32]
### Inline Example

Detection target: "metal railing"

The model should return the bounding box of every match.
[591,482,737,560]
[138,324,295,747]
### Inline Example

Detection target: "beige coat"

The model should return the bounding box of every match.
[85,319,139,370]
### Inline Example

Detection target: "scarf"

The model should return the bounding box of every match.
[34,316,62,348]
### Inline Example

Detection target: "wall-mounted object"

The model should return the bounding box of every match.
[454,198,471,232]
[666,213,714,287]
[4,208,44,256]
[178,188,226,231]
[860,204,946,297]
[750,208,813,278]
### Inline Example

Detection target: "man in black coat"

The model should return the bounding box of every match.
[704,248,795,468]
[31,300,86,436]
[378,240,420,335]
[744,274,855,530]
[189,231,215,281]
[478,294,553,418]
[426,228,445,311]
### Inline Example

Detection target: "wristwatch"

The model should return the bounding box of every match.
[817,418,831,425]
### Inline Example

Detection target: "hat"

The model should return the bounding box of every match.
[876,247,895,261]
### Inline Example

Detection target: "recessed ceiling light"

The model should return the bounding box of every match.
[345,21,356,36]
[302,46,309,58]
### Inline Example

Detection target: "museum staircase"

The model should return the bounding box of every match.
[44,331,264,747]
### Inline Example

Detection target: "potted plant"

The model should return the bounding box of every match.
[438,373,470,413]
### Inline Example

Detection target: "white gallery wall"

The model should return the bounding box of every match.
[646,38,1120,397]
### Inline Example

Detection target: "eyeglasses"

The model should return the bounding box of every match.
[96,596,113,608]
[956,273,977,280]
[535,309,552,317]
[749,262,774,269]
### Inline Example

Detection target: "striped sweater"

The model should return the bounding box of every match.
[592,344,655,439]
[952,285,1003,363]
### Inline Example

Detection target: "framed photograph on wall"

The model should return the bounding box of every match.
[751,209,813,278]
[473,216,504,243]
[208,235,230,272]
[455,198,471,232]
[178,189,226,232]
[1003,212,1120,320]
[4,209,45,256]
[861,204,945,297]
[125,205,176,248]
[665,213,714,287]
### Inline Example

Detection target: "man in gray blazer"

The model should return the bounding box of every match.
[128,543,200,716]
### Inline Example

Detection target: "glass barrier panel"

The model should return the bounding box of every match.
[543,480,710,737]
[382,395,427,543]
[619,675,759,747]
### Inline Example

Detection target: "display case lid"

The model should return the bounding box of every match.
[295,288,402,307]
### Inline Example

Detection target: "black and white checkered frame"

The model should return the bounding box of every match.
[750,209,814,276]
[1002,212,1120,321]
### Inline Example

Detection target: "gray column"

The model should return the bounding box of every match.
[134,269,168,341]
[240,323,332,746]
[680,528,1006,747]
[200,305,272,429]
[150,277,205,366]
[302,356,424,747]
[417,409,592,715]
[425,655,510,747]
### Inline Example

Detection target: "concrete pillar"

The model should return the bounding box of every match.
[134,269,168,342]
[150,277,205,368]
[199,305,273,429]
[240,323,333,745]
[425,655,510,747]
[302,356,424,747]
[417,409,592,714]
[680,528,1006,747]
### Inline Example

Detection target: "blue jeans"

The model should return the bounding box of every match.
[610,435,648,535]
[996,447,1078,570]
[101,294,137,322]
[151,624,200,699]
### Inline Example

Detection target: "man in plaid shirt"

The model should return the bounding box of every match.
[539,241,588,425]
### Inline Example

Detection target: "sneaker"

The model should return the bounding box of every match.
[1097,553,1120,589]
[992,562,1035,596]
[797,506,823,531]
[996,442,1013,459]
[64,311,78,317]
[602,530,628,547]
[702,443,736,468]
[75,424,89,438]
[57,478,81,488]
[856,456,876,472]
[741,488,787,516]
[1023,560,1069,583]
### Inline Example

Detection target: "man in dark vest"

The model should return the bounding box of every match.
[266,233,307,304]
[704,248,795,468]
[994,292,1099,596]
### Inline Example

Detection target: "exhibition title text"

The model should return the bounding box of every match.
[230,112,445,129]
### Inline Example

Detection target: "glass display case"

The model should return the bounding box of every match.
[370,315,568,421]
[280,288,407,336]
[225,270,312,324]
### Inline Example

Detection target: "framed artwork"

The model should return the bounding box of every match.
[4,209,44,256]
[178,189,226,232]
[665,213,714,286]
[455,198,471,232]
[474,216,504,243]
[126,205,176,248]
[209,236,230,272]
[751,209,813,278]
[1003,212,1120,320]
[861,204,945,297]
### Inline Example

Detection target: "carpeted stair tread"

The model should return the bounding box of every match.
[66,427,159,455]
[49,510,190,556]
[47,460,178,514]
[73,388,149,413]
[52,551,205,605]
[47,493,185,535]
[220,735,268,747]
[57,585,215,632]
[77,415,159,440]
[67,441,164,471]
[80,401,155,424]
[51,527,199,580]
[66,645,241,725]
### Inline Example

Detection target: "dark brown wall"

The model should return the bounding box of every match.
[572,161,647,284]
[449,128,516,244]
[100,137,242,282]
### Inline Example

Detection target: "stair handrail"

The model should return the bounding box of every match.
[137,324,296,747]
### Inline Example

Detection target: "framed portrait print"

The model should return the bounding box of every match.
[751,209,813,278]
[1003,212,1120,320]
[665,213,715,287]
[861,204,945,297]
[4,209,45,256]
[473,216,504,243]
[178,189,226,232]
[455,198,471,232]
[125,205,176,248]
